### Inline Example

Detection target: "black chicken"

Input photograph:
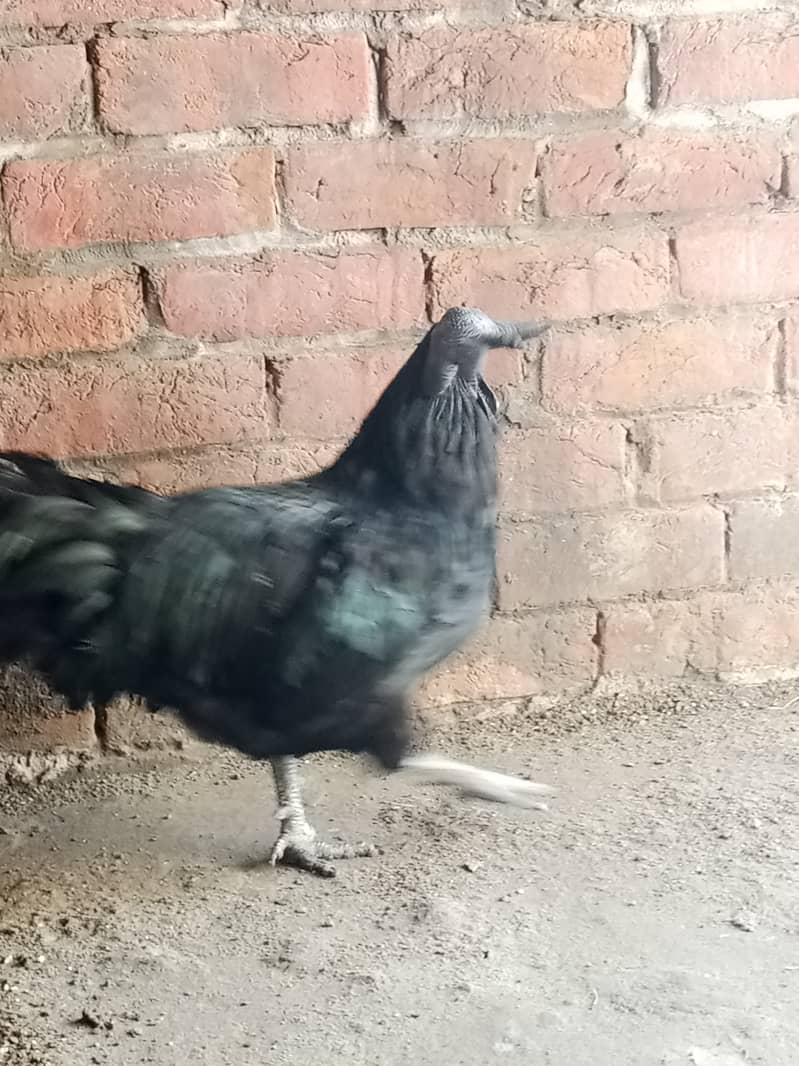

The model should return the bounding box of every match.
[0,307,553,876]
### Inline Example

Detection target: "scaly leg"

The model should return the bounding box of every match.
[268,755,376,878]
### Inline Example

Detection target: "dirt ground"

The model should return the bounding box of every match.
[0,677,797,1066]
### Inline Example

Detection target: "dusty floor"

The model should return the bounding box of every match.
[0,678,797,1066]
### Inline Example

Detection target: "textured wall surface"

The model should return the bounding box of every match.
[1,0,799,754]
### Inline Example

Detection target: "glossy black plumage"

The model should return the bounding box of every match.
[0,309,538,778]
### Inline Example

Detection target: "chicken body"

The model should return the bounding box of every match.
[0,308,552,875]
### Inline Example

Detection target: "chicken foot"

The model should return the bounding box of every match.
[268,755,376,877]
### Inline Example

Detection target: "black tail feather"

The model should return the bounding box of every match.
[0,452,158,509]
[0,452,154,700]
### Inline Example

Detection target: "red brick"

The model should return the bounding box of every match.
[603,598,717,677]
[543,314,777,414]
[657,16,799,106]
[268,0,459,9]
[276,341,522,440]
[542,130,780,218]
[284,140,536,230]
[0,46,86,140]
[641,405,799,503]
[729,495,799,582]
[0,709,98,755]
[674,214,799,305]
[108,441,343,495]
[0,353,269,459]
[95,33,371,136]
[0,0,224,24]
[0,271,143,359]
[500,422,627,515]
[419,609,597,706]
[483,346,525,390]
[497,506,724,610]
[0,664,96,754]
[386,22,630,121]
[430,227,669,323]
[100,696,191,756]
[3,150,276,252]
[159,248,424,341]
[251,441,344,483]
[277,348,407,439]
[718,582,799,681]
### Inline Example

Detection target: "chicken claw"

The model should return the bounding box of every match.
[269,817,376,878]
[268,755,375,877]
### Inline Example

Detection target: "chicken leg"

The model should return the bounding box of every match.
[268,755,376,877]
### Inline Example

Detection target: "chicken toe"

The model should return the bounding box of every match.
[269,820,375,878]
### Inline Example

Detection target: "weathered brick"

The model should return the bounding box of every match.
[95,33,371,136]
[729,495,799,582]
[0,46,86,140]
[0,0,224,24]
[267,0,462,9]
[718,582,799,681]
[159,248,424,341]
[248,441,344,483]
[3,150,276,252]
[0,664,96,754]
[483,346,525,390]
[640,405,799,503]
[603,598,717,677]
[543,314,777,413]
[542,131,780,218]
[284,140,536,230]
[276,342,522,440]
[498,506,724,610]
[115,357,528,488]
[0,353,269,459]
[419,609,597,706]
[100,697,191,756]
[657,16,799,106]
[277,348,408,439]
[674,214,799,305]
[109,442,343,495]
[0,271,143,359]
[386,22,630,121]
[105,450,257,495]
[430,227,669,322]
[500,422,627,515]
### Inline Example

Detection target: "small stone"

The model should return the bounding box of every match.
[730,911,757,933]
[74,1010,101,1029]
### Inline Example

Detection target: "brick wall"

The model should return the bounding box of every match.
[1,0,799,753]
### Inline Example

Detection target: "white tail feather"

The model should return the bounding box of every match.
[398,753,554,811]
